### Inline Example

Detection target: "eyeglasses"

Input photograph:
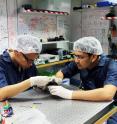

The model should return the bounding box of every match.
[22,54,35,63]
[73,54,89,60]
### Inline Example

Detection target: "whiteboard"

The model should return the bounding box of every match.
[71,8,110,54]
[0,0,8,54]
[18,13,57,42]
[82,9,109,41]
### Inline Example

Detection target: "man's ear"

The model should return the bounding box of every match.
[14,50,22,56]
[13,51,24,61]
[14,50,26,62]
[91,55,98,63]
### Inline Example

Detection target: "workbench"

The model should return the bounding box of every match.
[5,87,117,124]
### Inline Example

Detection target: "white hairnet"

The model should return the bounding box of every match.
[13,35,42,54]
[73,36,103,55]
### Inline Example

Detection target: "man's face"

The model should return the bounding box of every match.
[74,51,93,69]
[14,51,39,69]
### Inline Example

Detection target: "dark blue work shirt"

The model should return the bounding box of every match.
[61,54,117,100]
[0,50,37,88]
[62,54,117,124]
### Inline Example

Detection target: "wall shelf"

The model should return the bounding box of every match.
[20,8,69,16]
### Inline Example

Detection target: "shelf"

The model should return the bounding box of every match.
[20,8,69,16]
[36,58,74,68]
[42,40,69,44]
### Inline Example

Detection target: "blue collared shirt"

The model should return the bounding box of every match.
[61,54,117,99]
[0,50,37,87]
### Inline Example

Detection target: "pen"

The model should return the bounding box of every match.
[33,102,42,104]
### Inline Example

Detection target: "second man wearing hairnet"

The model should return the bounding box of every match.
[49,36,117,124]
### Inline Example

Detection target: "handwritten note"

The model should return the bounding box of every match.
[18,13,57,41]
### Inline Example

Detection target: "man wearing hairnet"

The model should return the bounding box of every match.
[49,36,117,124]
[0,35,61,101]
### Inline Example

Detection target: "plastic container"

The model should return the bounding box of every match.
[96,1,113,7]
[58,49,64,60]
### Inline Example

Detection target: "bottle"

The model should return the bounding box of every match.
[58,49,63,60]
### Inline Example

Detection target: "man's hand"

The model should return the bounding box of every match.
[30,76,51,87]
[48,86,73,99]
[50,76,62,85]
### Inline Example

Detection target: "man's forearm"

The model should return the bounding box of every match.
[72,88,113,101]
[0,79,31,101]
